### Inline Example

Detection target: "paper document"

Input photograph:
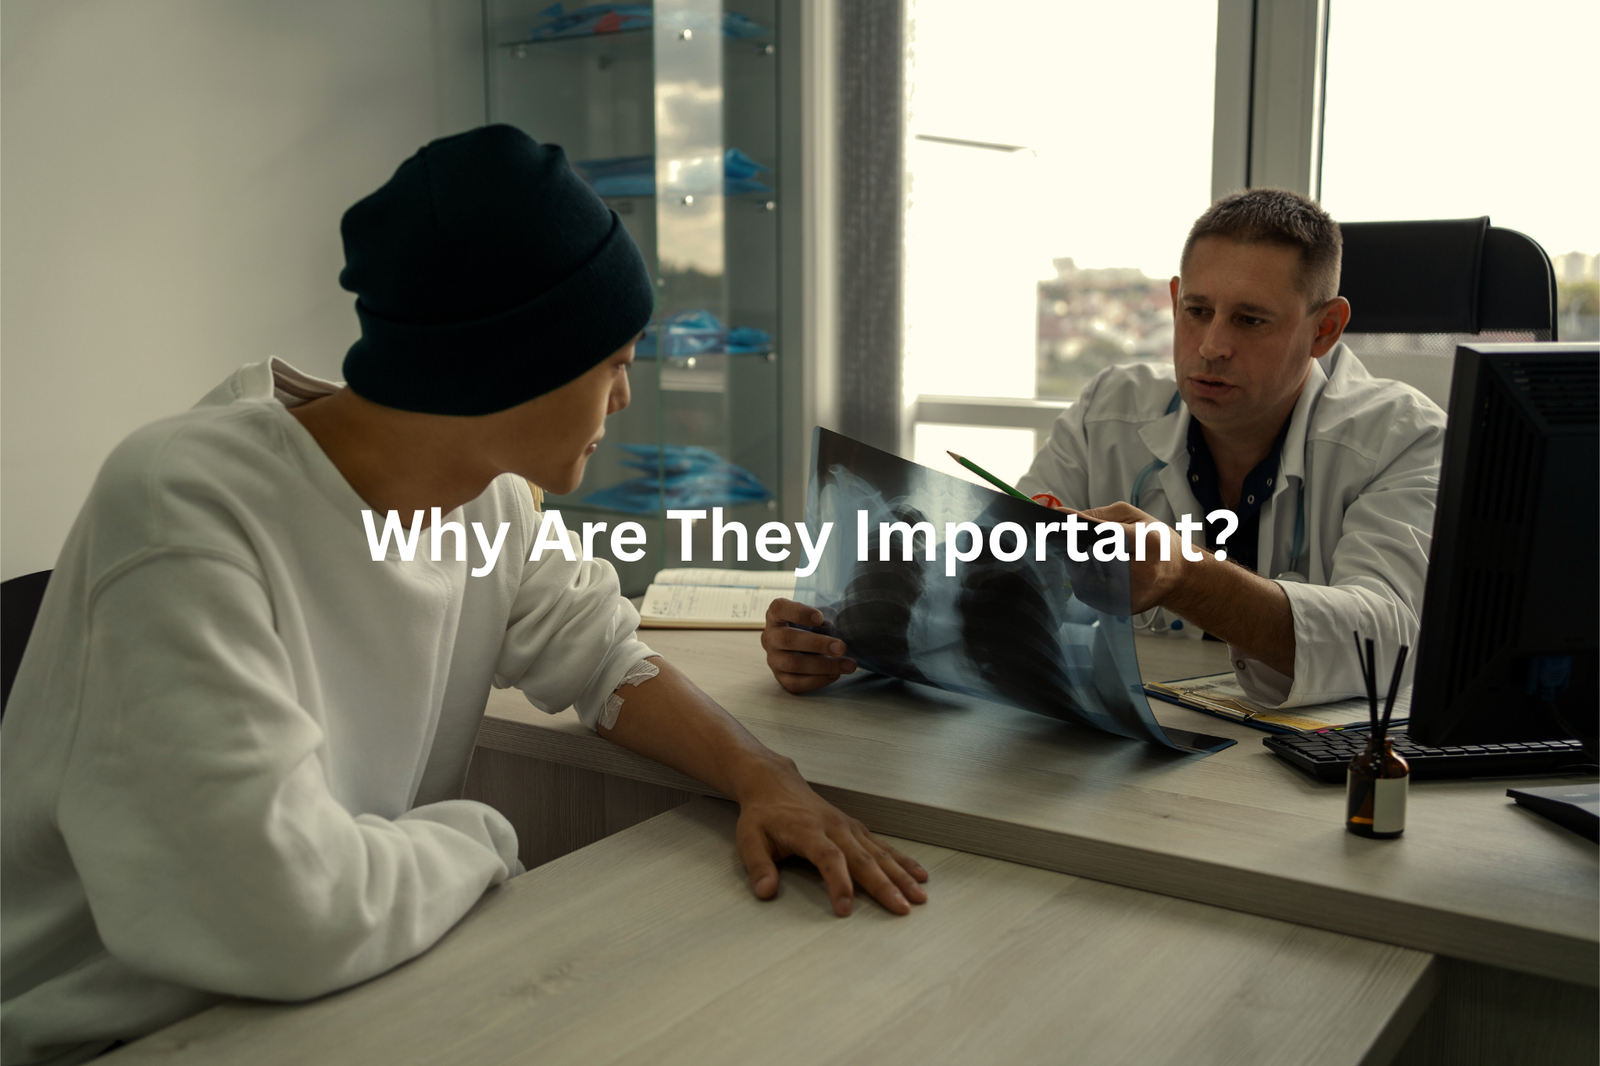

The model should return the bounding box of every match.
[638,569,796,629]
[1145,673,1411,734]
[650,568,798,589]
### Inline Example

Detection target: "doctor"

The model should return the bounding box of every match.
[764,188,1444,707]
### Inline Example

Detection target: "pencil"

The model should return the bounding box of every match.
[945,451,1032,501]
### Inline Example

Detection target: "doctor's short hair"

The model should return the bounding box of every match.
[1181,189,1343,310]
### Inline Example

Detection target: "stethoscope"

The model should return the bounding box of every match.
[1128,392,1308,634]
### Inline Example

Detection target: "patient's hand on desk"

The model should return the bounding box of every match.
[735,765,928,917]
[598,656,925,916]
[761,598,857,693]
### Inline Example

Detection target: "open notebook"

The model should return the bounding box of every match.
[638,568,798,629]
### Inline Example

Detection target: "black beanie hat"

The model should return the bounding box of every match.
[338,124,654,415]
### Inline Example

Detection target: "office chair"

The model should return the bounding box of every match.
[1,569,52,717]
[1337,218,1558,339]
[1335,218,1557,407]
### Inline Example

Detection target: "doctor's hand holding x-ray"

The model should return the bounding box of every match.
[1057,499,1301,674]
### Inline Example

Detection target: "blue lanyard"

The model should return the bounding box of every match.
[1130,457,1166,510]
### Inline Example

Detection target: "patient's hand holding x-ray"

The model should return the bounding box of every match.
[763,596,860,693]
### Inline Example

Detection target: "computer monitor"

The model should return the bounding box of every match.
[1406,342,1599,758]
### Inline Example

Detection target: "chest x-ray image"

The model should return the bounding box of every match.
[795,429,1233,755]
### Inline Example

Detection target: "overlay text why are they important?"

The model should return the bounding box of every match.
[362,506,1242,578]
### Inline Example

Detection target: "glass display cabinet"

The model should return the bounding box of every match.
[486,1,784,594]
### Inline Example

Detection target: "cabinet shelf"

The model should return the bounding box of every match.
[498,29,650,50]
[487,0,783,595]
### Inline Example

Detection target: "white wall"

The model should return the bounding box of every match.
[1,0,486,579]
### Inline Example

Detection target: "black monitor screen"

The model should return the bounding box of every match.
[1407,342,1598,752]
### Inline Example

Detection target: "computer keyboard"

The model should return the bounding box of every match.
[1264,730,1592,783]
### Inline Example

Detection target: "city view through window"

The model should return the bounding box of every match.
[1035,262,1174,403]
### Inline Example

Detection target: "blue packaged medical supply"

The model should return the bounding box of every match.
[528,6,769,42]
[634,311,773,358]
[584,444,774,513]
[572,149,773,199]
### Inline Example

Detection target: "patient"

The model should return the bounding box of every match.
[1,126,924,1066]
[765,188,1444,708]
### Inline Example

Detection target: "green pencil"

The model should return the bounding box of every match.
[946,451,1032,501]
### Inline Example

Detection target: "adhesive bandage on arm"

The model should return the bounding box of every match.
[599,658,661,731]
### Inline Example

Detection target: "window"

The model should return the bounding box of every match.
[903,0,1216,485]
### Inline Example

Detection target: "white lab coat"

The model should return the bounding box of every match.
[1017,343,1445,708]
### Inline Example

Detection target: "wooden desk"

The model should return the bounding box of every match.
[468,631,1598,989]
[112,799,1434,1066]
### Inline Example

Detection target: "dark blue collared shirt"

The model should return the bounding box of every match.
[1184,415,1292,573]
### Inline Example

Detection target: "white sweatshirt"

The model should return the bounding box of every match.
[0,360,655,1065]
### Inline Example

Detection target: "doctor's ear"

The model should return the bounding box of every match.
[1310,296,1352,357]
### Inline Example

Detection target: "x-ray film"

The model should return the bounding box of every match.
[795,429,1233,755]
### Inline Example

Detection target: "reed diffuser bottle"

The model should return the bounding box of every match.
[1347,635,1411,839]
[1346,734,1410,838]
